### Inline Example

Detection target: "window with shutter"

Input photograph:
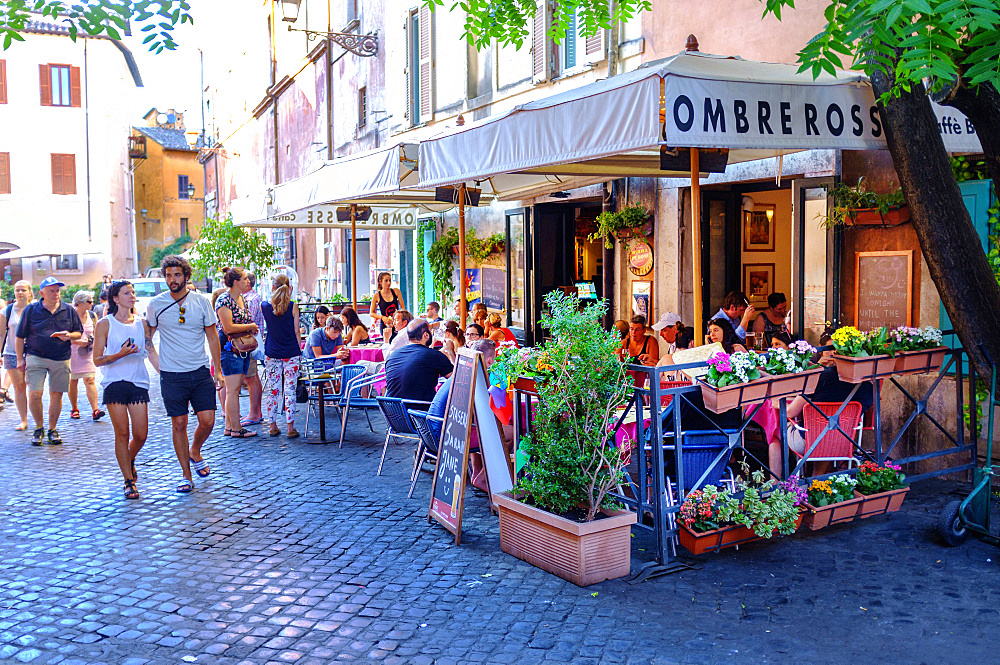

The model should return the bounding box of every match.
[39,64,51,105]
[407,11,418,124]
[0,60,7,104]
[51,154,76,195]
[532,0,552,83]
[42,65,74,106]
[70,65,81,107]
[417,6,433,124]
[0,153,10,194]
[179,174,190,199]
[583,21,606,64]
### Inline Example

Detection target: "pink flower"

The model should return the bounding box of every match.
[707,352,732,373]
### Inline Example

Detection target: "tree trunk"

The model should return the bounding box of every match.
[870,71,1000,381]
[938,81,1000,191]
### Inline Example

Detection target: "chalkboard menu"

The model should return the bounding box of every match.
[854,251,913,330]
[481,266,506,311]
[428,352,477,543]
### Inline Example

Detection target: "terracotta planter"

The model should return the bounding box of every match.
[802,493,866,530]
[832,354,896,383]
[765,366,824,400]
[855,486,909,519]
[894,347,948,376]
[495,492,637,586]
[678,512,803,555]
[512,377,538,394]
[698,374,771,414]
[846,205,911,226]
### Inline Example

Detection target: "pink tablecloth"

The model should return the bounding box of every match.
[747,400,780,445]
[349,347,384,364]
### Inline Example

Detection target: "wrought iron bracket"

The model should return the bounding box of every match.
[287,26,378,57]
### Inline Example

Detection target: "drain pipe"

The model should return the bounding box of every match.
[83,38,93,243]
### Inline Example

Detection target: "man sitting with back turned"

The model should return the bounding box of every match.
[385,318,453,403]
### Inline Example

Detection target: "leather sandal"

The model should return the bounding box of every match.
[70,409,80,419]
[226,428,257,438]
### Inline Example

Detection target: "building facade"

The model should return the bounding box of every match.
[0,19,143,286]
[131,108,204,274]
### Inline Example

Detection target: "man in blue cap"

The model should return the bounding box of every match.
[15,276,83,445]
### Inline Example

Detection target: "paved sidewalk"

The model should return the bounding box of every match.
[0,381,997,665]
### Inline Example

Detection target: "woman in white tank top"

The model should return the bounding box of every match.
[93,281,160,500]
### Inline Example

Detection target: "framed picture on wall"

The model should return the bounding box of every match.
[743,263,775,306]
[743,204,775,252]
[631,280,652,320]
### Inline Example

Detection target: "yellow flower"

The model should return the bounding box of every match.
[831,326,863,346]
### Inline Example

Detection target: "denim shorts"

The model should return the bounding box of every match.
[220,349,252,377]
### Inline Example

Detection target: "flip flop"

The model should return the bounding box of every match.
[240,417,263,426]
[14,423,27,431]
[176,477,194,493]
[191,458,211,478]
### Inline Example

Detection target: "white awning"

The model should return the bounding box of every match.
[232,143,452,229]
[418,49,982,190]
[0,246,101,260]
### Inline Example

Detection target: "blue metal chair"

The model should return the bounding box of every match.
[301,359,347,438]
[375,396,431,475]
[407,409,443,498]
[337,370,386,447]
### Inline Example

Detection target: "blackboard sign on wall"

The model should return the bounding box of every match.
[854,251,913,330]
[481,266,506,311]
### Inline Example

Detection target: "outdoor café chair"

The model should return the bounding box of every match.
[337,369,387,448]
[375,396,431,475]
[790,400,864,472]
[301,359,349,438]
[407,409,443,499]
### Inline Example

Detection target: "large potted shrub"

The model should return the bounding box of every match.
[495,292,637,586]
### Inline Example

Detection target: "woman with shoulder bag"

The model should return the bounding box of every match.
[69,290,105,421]
[215,267,259,438]
[261,275,301,438]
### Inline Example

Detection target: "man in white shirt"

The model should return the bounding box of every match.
[650,312,683,361]
[145,255,224,493]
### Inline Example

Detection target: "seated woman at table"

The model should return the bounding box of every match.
[770,336,789,350]
[312,305,330,331]
[303,316,344,363]
[613,319,629,342]
[340,306,371,346]
[440,320,465,363]
[485,312,518,348]
[752,292,793,346]
[708,318,747,354]
[618,315,659,365]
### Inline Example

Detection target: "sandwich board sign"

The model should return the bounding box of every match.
[428,348,513,544]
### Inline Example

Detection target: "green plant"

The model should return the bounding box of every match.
[855,461,906,495]
[513,292,632,522]
[830,326,898,357]
[330,292,348,304]
[952,156,991,183]
[416,218,435,313]
[426,226,459,304]
[704,350,765,387]
[818,179,907,229]
[964,379,991,435]
[677,466,804,538]
[150,233,193,271]
[189,214,276,281]
[588,203,650,249]
[807,474,858,507]
[764,340,818,375]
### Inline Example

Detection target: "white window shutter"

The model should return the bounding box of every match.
[418,6,434,123]
[583,20,606,65]
[532,0,551,83]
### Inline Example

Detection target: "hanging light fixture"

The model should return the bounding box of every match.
[279,0,301,23]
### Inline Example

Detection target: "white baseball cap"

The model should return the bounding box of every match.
[651,312,682,331]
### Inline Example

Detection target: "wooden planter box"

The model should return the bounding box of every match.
[894,347,948,375]
[512,377,539,394]
[495,492,637,586]
[698,374,770,413]
[846,206,911,226]
[802,493,866,530]
[678,512,803,555]
[855,486,910,519]
[765,366,824,400]
[832,354,896,383]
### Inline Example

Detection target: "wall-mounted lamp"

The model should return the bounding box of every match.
[279,0,301,23]
[187,183,196,199]
[140,208,148,218]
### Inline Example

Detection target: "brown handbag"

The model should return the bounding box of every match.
[228,332,258,356]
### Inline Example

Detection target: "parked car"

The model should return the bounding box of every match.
[130,278,169,317]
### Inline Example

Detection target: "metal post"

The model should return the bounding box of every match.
[690,149,703,342]
[350,204,358,313]
[458,184,468,327]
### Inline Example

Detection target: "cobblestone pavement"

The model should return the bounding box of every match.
[0,378,998,665]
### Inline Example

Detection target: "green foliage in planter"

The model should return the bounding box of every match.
[588,203,650,249]
[330,292,349,304]
[466,232,506,263]
[818,178,907,229]
[426,227,460,304]
[513,292,632,522]
[416,218,435,313]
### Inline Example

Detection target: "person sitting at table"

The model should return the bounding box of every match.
[485,312,518,348]
[752,292,793,347]
[648,312,682,364]
[613,319,629,342]
[303,316,344,362]
[312,305,330,331]
[675,324,694,350]
[340,306,371,346]
[425,301,444,330]
[385,318,454,403]
[712,291,755,341]
[472,307,488,330]
[618,315,659,365]
[707,318,747,354]
[465,323,484,347]
[770,336,789,350]
[440,321,465,362]
[384,310,414,359]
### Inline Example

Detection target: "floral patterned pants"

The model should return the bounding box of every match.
[264,356,300,424]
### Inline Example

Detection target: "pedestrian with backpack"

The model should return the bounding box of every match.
[68,290,105,421]
[0,280,33,430]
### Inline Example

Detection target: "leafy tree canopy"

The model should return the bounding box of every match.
[424,0,651,49]
[760,0,1000,99]
[1,0,192,52]
[189,214,277,281]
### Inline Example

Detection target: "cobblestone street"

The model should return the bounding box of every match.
[0,380,997,665]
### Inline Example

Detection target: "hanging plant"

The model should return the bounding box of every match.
[818,178,908,229]
[426,227,460,304]
[588,204,651,249]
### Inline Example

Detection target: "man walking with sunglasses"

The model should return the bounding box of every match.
[146,255,224,493]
